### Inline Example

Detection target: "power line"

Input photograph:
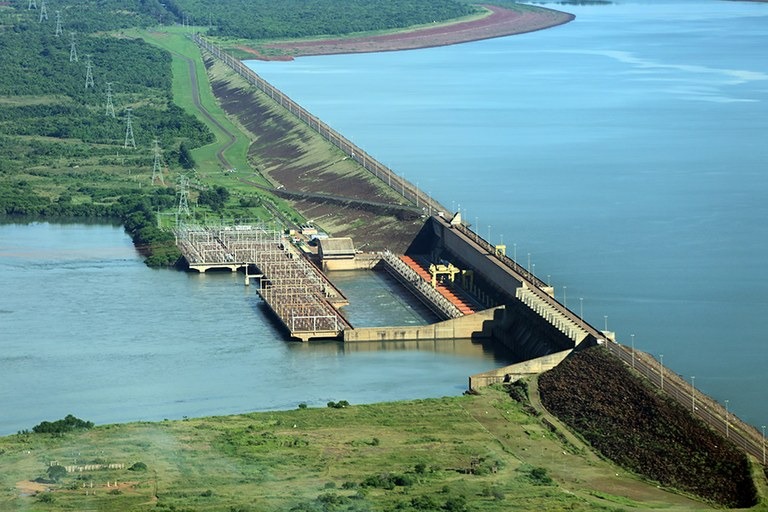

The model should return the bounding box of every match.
[177,175,191,218]
[38,0,48,22]
[152,138,166,186]
[123,107,136,149]
[84,54,95,89]
[105,82,115,118]
[69,32,78,62]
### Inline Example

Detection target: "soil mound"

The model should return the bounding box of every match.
[538,347,757,508]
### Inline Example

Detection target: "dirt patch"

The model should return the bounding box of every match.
[249,5,573,59]
[15,480,50,496]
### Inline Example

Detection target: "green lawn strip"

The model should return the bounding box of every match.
[137,29,258,183]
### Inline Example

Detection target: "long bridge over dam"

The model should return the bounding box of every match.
[182,35,767,468]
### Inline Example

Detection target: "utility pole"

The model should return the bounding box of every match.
[28,0,37,10]
[123,108,136,149]
[152,139,166,185]
[38,0,48,22]
[105,82,115,118]
[84,54,95,89]
[54,10,62,36]
[177,175,191,219]
[69,32,78,62]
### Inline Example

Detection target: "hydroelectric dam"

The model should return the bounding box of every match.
[178,34,768,467]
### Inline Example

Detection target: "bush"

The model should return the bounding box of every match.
[529,466,553,486]
[36,492,55,503]
[128,461,148,471]
[46,465,67,482]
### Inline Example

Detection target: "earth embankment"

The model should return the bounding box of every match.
[241,4,574,60]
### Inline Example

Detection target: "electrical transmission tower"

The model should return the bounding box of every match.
[177,175,191,218]
[28,0,36,10]
[105,82,115,118]
[38,0,47,21]
[84,54,94,89]
[152,138,166,185]
[123,108,136,149]
[54,10,62,36]
[69,32,78,62]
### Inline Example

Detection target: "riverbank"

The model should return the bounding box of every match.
[237,4,574,60]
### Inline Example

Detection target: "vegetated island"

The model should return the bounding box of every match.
[238,4,575,60]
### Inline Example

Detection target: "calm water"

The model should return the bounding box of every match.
[0,222,509,435]
[249,0,768,427]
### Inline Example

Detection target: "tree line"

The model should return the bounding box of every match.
[166,0,479,39]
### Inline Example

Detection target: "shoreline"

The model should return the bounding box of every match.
[238,4,574,61]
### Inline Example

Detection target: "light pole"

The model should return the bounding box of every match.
[659,354,664,390]
[488,224,491,243]
[563,286,567,309]
[513,243,517,262]
[762,425,766,465]
[725,399,729,438]
[604,315,608,332]
[532,263,536,279]
[527,252,531,272]
[691,376,696,413]
[579,297,584,320]
[630,333,635,369]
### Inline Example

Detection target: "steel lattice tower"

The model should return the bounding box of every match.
[54,10,62,36]
[38,0,47,21]
[84,54,94,89]
[124,108,136,149]
[105,82,115,118]
[152,138,166,185]
[28,0,36,10]
[69,32,78,62]
[177,175,191,218]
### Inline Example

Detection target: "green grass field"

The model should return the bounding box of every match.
[0,386,738,512]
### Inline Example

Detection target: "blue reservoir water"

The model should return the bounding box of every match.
[248,0,768,427]
[0,222,509,436]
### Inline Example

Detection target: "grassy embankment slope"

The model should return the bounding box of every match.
[0,386,725,512]
[141,27,426,248]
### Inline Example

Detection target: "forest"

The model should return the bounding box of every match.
[166,0,479,39]
[0,1,214,265]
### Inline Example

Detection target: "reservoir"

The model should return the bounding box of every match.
[249,0,768,427]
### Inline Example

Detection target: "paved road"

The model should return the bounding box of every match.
[176,51,236,169]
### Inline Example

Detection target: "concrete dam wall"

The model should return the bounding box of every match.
[407,215,599,363]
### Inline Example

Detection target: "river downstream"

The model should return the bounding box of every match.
[0,222,511,436]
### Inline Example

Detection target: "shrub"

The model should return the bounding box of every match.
[128,462,148,471]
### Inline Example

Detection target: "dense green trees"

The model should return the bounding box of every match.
[32,414,94,434]
[167,0,478,39]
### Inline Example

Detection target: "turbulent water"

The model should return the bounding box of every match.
[248,0,768,428]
